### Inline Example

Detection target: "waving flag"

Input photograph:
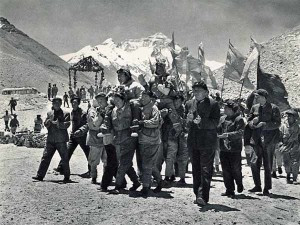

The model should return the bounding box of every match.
[223,41,254,89]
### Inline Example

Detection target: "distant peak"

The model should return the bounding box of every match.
[102,38,115,45]
[148,32,169,39]
[0,17,28,36]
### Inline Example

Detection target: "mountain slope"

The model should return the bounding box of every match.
[0,17,93,93]
[213,25,300,108]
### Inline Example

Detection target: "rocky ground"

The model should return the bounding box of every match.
[0,143,299,225]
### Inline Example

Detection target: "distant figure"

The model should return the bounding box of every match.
[8,97,17,114]
[81,88,87,101]
[63,92,69,108]
[34,115,44,133]
[88,85,94,99]
[2,110,11,131]
[10,114,19,134]
[95,86,99,95]
[68,87,75,102]
[47,83,52,100]
[52,84,58,98]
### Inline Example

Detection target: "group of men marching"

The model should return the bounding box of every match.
[32,63,300,206]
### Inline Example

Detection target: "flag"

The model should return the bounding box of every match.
[257,55,290,111]
[149,58,155,74]
[198,42,205,64]
[223,41,254,89]
[240,37,261,83]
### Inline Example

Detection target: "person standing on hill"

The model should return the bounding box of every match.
[2,110,11,131]
[34,115,44,133]
[52,84,58,98]
[32,97,71,182]
[8,97,17,115]
[88,85,94,99]
[10,114,19,134]
[47,83,52,101]
[63,92,69,108]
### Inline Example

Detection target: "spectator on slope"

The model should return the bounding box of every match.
[245,89,281,196]
[47,83,52,100]
[32,97,71,182]
[2,110,11,132]
[52,84,58,98]
[68,87,75,103]
[217,99,245,198]
[34,115,44,133]
[63,92,69,108]
[10,114,19,134]
[8,97,17,115]
[88,85,94,99]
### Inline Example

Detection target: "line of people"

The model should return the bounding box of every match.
[32,66,299,206]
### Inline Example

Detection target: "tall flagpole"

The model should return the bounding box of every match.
[221,39,231,99]
[239,79,245,99]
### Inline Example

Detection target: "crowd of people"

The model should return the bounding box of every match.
[30,61,300,206]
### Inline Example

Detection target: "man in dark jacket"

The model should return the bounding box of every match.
[245,89,281,195]
[187,81,220,206]
[32,97,71,182]
[218,99,245,197]
[54,97,90,177]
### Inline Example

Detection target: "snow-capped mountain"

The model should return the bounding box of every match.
[60,33,223,86]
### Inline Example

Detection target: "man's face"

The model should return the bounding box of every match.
[118,72,127,84]
[174,98,183,109]
[113,96,124,109]
[224,105,234,117]
[139,94,151,106]
[193,87,208,101]
[52,101,61,111]
[254,94,266,105]
[287,114,295,125]
[72,100,79,110]
[96,97,107,108]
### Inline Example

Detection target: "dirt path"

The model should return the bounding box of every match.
[0,144,299,225]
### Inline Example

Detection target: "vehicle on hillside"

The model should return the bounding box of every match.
[1,87,39,95]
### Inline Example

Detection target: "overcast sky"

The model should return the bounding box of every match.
[1,0,299,62]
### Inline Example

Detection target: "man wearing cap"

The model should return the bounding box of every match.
[108,92,141,194]
[218,99,245,197]
[162,93,189,185]
[32,97,71,182]
[54,96,91,178]
[187,81,220,206]
[2,110,11,132]
[134,90,163,196]
[245,89,281,195]
[279,109,300,184]
[86,93,107,184]
[117,68,144,177]
[10,114,19,134]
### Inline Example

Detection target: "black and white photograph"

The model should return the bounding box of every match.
[0,0,299,224]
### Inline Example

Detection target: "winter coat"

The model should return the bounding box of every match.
[44,109,70,143]
[218,114,245,152]
[86,107,104,147]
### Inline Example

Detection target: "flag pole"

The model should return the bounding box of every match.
[220,68,226,99]
[239,79,245,99]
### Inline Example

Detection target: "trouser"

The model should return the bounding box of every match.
[11,126,17,134]
[37,142,70,179]
[88,146,107,179]
[214,146,220,167]
[48,93,51,100]
[220,151,243,193]
[272,145,283,172]
[176,135,189,179]
[64,100,69,107]
[115,138,139,188]
[57,137,91,172]
[10,105,15,114]
[165,138,178,177]
[101,144,118,189]
[156,142,166,173]
[139,144,162,188]
[191,146,215,203]
[4,121,9,131]
[250,142,276,190]
[90,94,94,99]
[283,151,300,181]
